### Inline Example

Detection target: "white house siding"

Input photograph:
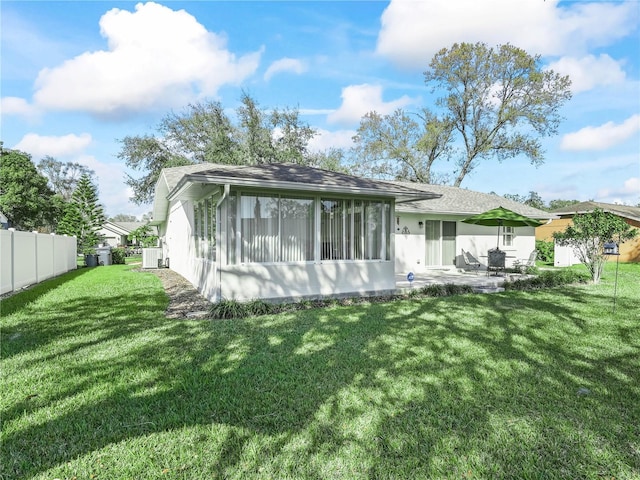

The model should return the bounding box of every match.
[219,261,395,302]
[395,213,537,272]
[164,199,219,300]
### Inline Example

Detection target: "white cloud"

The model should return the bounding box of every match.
[546,55,626,93]
[13,133,93,158]
[327,84,415,125]
[1,97,41,121]
[376,0,637,69]
[308,128,357,152]
[32,2,262,116]
[596,177,640,204]
[561,114,640,151]
[264,58,306,81]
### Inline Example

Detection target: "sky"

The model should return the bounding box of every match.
[1,0,639,219]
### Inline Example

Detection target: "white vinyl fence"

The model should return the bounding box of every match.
[0,229,77,295]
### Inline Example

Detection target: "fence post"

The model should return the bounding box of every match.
[9,228,16,293]
[33,231,39,283]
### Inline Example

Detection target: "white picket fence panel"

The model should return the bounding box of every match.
[0,229,77,295]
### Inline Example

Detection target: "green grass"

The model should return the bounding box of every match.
[2,263,639,479]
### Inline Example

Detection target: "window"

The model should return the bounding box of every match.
[226,192,390,264]
[194,194,216,260]
[503,226,514,247]
[231,193,315,264]
[320,198,390,261]
[280,197,314,262]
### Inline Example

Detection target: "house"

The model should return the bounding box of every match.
[0,211,8,230]
[536,201,640,265]
[149,163,438,302]
[390,182,553,273]
[98,221,156,248]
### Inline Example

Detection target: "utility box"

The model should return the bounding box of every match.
[96,245,112,266]
[142,248,163,268]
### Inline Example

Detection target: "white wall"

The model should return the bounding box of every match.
[395,213,537,271]
[163,199,220,301]
[220,261,395,302]
[0,229,77,295]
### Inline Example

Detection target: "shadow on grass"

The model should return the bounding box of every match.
[2,266,639,478]
[0,267,92,317]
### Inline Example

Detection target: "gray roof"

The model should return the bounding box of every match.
[390,182,553,219]
[159,162,219,193]
[112,221,146,232]
[152,163,440,224]
[550,201,640,222]
[182,163,440,200]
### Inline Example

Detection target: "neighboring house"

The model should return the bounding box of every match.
[536,201,640,265]
[150,163,437,302]
[98,221,155,248]
[0,212,8,230]
[391,182,553,274]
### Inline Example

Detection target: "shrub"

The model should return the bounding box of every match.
[245,299,277,316]
[111,247,127,265]
[535,240,554,263]
[504,269,589,291]
[421,284,447,297]
[210,299,250,319]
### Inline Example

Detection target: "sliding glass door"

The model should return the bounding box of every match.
[424,220,457,267]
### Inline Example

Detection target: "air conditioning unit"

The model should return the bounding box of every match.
[142,248,163,269]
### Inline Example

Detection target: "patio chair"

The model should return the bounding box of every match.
[514,250,537,273]
[461,249,481,274]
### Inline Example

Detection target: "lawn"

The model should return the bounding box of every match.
[1,263,639,479]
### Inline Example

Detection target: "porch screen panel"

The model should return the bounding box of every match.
[321,199,347,260]
[206,197,216,260]
[226,193,238,265]
[425,220,440,266]
[280,197,314,262]
[352,201,364,260]
[241,194,279,263]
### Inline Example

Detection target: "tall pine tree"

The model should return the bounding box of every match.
[57,174,106,252]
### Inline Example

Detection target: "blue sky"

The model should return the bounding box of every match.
[2,0,639,218]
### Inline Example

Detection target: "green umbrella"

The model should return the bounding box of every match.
[461,206,543,249]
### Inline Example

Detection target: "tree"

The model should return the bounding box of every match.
[37,156,95,201]
[503,191,546,210]
[424,42,572,186]
[119,94,318,205]
[57,174,106,252]
[548,199,581,211]
[0,145,57,230]
[351,109,453,183]
[553,208,638,284]
[128,224,158,247]
[109,214,138,222]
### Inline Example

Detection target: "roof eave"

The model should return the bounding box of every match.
[168,173,440,203]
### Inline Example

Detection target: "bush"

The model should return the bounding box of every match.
[210,299,250,319]
[418,283,473,297]
[504,269,589,291]
[111,247,127,265]
[536,240,554,263]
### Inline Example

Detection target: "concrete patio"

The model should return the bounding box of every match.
[395,268,516,293]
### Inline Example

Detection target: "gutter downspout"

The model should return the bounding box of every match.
[216,184,230,301]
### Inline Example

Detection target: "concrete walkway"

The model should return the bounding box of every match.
[395,268,517,293]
